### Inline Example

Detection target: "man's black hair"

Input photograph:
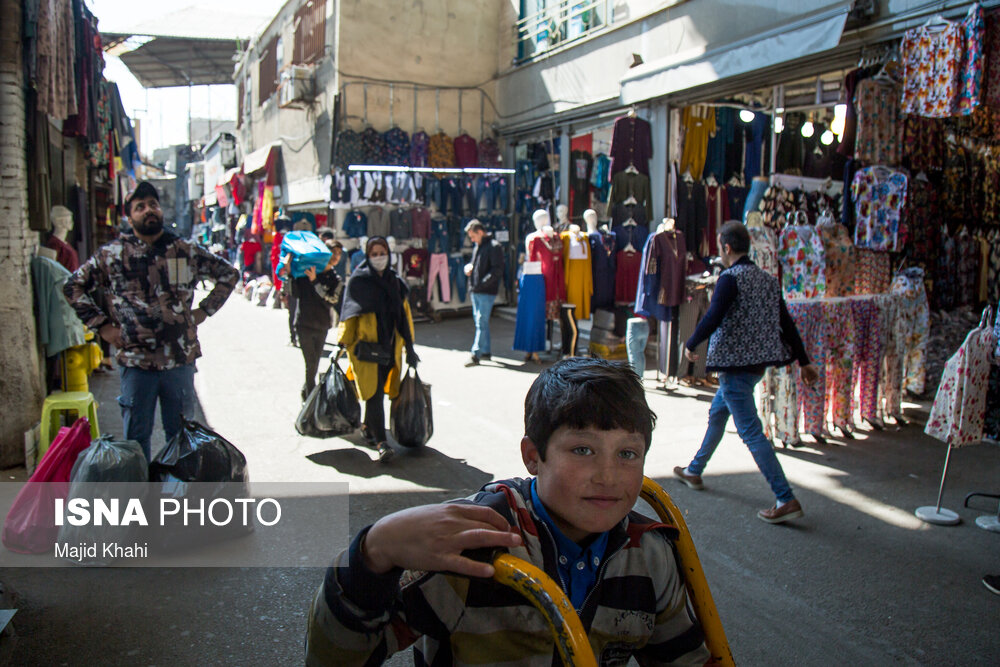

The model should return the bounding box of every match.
[464,219,485,234]
[125,181,159,215]
[718,220,750,254]
[524,357,656,459]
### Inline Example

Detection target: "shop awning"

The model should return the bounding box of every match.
[103,34,240,88]
[242,143,281,177]
[619,2,853,105]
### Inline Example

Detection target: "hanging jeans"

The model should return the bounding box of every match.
[626,317,650,378]
[119,364,196,461]
[440,178,463,216]
[471,292,497,357]
[424,177,441,211]
[788,301,827,434]
[687,370,796,502]
[448,256,468,302]
[426,253,451,302]
[851,298,882,421]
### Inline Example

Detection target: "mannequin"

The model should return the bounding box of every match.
[561,220,592,321]
[588,207,616,313]
[515,211,552,361]
[526,209,549,254]
[583,209,599,234]
[555,204,570,232]
[45,205,79,271]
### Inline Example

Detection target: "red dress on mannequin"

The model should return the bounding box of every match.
[529,233,566,320]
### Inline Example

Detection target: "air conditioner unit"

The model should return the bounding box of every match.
[278,66,315,108]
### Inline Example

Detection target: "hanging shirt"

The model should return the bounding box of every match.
[851,167,908,251]
[609,115,653,176]
[380,127,410,166]
[778,224,827,299]
[360,127,384,164]
[901,19,963,117]
[854,78,903,166]
[453,133,479,168]
[409,131,430,167]
[590,153,612,202]
[428,132,456,169]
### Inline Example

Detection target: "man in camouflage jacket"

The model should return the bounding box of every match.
[64,181,239,459]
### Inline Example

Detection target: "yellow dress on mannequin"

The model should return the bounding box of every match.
[561,228,593,320]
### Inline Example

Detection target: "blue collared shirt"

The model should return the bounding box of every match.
[530,479,609,610]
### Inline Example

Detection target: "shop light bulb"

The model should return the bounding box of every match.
[739,109,756,123]
[774,116,784,133]
[820,130,835,145]
[831,104,847,137]
[801,121,815,138]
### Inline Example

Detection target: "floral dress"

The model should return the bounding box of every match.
[901,19,963,117]
[748,225,779,278]
[925,311,996,446]
[854,78,903,166]
[891,268,931,397]
[958,3,985,115]
[778,224,826,299]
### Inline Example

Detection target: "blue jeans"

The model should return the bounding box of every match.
[687,371,795,503]
[424,177,441,211]
[118,364,196,461]
[475,176,492,211]
[448,256,468,301]
[471,292,497,356]
[492,176,510,211]
[626,318,649,378]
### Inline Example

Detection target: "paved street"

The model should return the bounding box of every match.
[3,291,999,666]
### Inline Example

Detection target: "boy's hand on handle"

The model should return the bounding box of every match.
[362,504,522,578]
[800,363,819,387]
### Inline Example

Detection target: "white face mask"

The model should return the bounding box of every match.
[369,255,389,271]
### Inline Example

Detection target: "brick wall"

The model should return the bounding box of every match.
[0,0,44,468]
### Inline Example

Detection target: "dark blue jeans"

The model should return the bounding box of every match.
[687,370,795,503]
[118,364,196,461]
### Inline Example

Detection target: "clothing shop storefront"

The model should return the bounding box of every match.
[618,1,1000,449]
[326,84,515,319]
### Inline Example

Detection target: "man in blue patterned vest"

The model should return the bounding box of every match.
[673,220,818,524]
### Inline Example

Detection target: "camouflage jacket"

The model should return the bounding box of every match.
[64,231,239,370]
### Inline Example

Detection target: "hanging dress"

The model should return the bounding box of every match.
[529,234,566,320]
[561,229,593,320]
[513,262,547,354]
[778,222,827,299]
[925,310,996,446]
[817,220,855,297]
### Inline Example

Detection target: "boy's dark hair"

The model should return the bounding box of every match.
[524,357,656,458]
[718,220,750,254]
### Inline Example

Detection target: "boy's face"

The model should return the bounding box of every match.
[521,426,646,543]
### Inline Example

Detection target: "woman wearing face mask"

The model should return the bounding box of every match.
[337,237,419,462]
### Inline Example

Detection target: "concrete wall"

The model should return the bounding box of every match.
[496,0,849,130]
[0,0,44,467]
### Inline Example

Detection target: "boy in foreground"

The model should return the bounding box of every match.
[306,358,712,665]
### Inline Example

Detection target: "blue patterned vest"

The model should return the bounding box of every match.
[706,261,791,370]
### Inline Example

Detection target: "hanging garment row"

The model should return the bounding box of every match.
[333,128,501,169]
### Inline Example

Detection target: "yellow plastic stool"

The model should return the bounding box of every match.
[38,391,100,461]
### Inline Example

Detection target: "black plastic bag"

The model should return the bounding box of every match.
[297,352,360,438]
[314,351,361,435]
[148,420,252,549]
[58,436,148,565]
[390,367,433,448]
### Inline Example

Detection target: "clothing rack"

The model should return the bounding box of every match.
[769,173,843,195]
[346,165,515,174]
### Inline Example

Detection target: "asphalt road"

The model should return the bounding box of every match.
[2,290,998,666]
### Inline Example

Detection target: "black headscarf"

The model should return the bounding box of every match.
[340,237,411,349]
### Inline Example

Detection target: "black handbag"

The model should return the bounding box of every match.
[354,340,393,365]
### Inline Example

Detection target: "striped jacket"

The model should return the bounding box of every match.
[306,478,711,666]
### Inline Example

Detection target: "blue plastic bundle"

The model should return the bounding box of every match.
[276,231,332,278]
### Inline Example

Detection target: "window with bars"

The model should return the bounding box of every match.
[294,0,326,64]
[258,37,278,104]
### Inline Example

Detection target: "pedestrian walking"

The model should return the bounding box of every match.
[280,240,344,401]
[63,181,240,460]
[673,221,818,524]
[463,219,504,366]
[337,237,419,462]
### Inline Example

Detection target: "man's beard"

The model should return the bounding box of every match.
[133,213,164,236]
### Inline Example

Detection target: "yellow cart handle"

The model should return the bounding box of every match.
[491,553,598,667]
[641,477,735,667]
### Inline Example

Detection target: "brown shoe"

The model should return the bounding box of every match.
[757,499,803,524]
[673,466,704,490]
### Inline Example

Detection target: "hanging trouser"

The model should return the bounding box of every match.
[678,289,710,378]
[626,317,650,378]
[824,299,855,430]
[658,314,680,376]
[426,253,451,302]
[559,304,579,357]
[448,256,468,302]
[876,294,905,419]
[760,365,799,445]
[851,298,882,421]
[788,301,827,434]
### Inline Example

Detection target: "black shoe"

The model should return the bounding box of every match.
[984,575,1000,595]
[376,443,394,463]
[465,355,481,367]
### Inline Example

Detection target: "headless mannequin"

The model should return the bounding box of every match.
[555,204,570,232]
[583,209,598,233]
